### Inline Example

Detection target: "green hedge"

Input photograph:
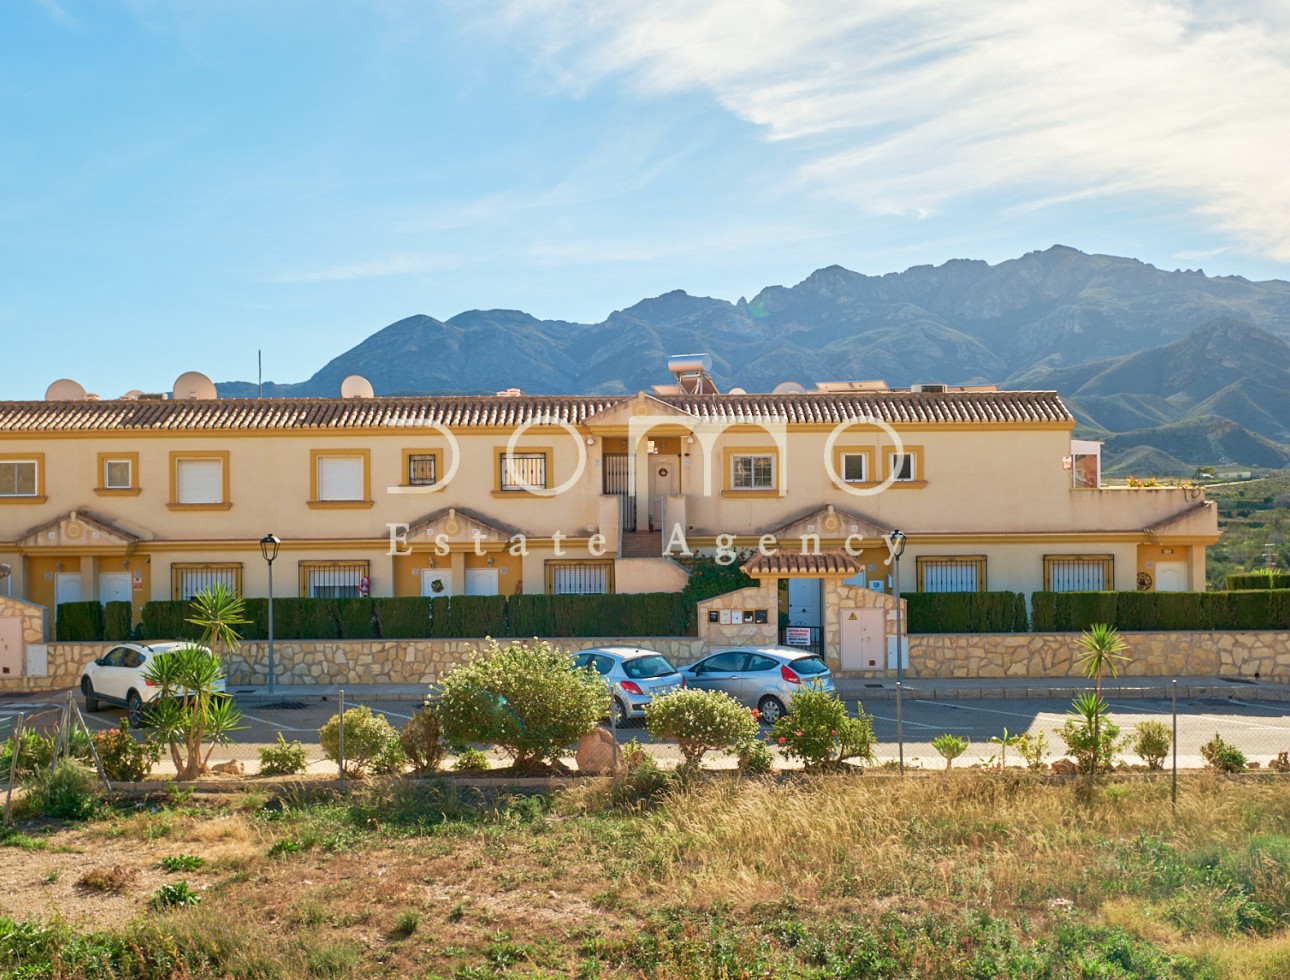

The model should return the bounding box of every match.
[1227,573,1290,590]
[139,592,696,641]
[1031,590,1290,631]
[55,601,105,642]
[905,592,1028,634]
[103,601,133,641]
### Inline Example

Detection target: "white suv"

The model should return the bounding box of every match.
[79,642,222,726]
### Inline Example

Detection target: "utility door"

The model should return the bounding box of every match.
[100,572,132,604]
[648,455,680,531]
[840,608,885,670]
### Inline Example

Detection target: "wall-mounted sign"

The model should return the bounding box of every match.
[784,627,812,646]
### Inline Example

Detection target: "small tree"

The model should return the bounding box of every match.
[1060,693,1121,774]
[989,728,1024,769]
[1132,720,1172,771]
[1069,624,1130,777]
[144,585,246,780]
[931,733,969,771]
[437,638,609,770]
[645,689,759,769]
[769,688,875,771]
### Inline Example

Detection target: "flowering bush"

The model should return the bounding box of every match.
[769,688,875,771]
[644,688,758,769]
[437,638,609,769]
[92,721,160,782]
[319,705,400,777]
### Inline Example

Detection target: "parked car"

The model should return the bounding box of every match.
[78,641,223,725]
[678,646,833,723]
[571,646,684,727]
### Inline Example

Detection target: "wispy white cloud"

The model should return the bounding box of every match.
[494,0,1290,260]
[268,252,457,283]
[33,0,78,28]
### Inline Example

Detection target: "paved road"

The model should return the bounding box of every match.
[6,689,1290,771]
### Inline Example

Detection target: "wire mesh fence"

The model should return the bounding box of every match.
[7,679,1290,810]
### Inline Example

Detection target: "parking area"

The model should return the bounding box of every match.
[5,688,1290,773]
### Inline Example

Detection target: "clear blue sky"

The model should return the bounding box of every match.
[4,1,1289,399]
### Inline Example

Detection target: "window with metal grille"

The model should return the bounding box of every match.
[175,458,223,504]
[407,454,437,486]
[299,561,370,599]
[916,556,985,592]
[172,564,242,601]
[546,561,614,595]
[500,452,547,491]
[1044,555,1114,591]
[0,460,37,497]
[316,455,364,501]
[731,454,775,490]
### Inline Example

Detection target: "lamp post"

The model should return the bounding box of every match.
[886,529,907,772]
[259,534,281,694]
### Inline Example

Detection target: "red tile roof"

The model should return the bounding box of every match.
[741,550,865,577]
[0,390,1071,432]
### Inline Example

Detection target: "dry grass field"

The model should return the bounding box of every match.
[6,772,1290,977]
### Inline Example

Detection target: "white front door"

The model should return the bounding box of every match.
[464,569,499,596]
[648,455,680,531]
[787,578,822,628]
[55,573,81,607]
[1155,562,1188,592]
[100,572,132,604]
[420,569,454,597]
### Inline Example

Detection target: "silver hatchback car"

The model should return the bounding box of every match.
[571,646,684,727]
[678,646,834,724]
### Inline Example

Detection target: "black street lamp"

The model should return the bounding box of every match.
[886,529,907,772]
[259,534,281,694]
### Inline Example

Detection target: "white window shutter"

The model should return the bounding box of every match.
[318,457,364,501]
[176,459,223,504]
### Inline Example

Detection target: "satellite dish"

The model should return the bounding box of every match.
[728,387,748,395]
[172,371,217,400]
[120,389,144,401]
[45,379,87,401]
[340,374,375,399]
[772,381,806,394]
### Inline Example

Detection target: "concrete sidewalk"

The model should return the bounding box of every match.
[217,674,1290,705]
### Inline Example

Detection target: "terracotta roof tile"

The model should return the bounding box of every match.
[741,550,864,577]
[0,390,1072,432]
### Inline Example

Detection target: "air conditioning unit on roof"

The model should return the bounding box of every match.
[911,383,946,393]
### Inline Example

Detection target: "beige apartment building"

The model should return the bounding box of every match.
[0,364,1219,640]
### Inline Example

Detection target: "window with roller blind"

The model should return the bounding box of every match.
[309,450,372,508]
[169,452,229,509]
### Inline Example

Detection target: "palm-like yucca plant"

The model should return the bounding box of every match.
[931,733,969,771]
[1075,623,1130,697]
[144,584,247,780]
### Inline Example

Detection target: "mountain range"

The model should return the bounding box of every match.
[218,245,1290,473]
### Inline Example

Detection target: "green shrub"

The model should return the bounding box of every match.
[769,688,876,770]
[372,597,432,639]
[22,759,101,820]
[452,748,492,772]
[399,705,447,774]
[257,732,309,776]
[140,601,202,641]
[371,738,407,775]
[55,601,105,641]
[318,706,400,777]
[437,638,609,769]
[645,688,759,769]
[1201,732,1246,773]
[931,733,969,770]
[2,727,91,780]
[906,592,1028,633]
[430,595,507,639]
[1227,572,1290,590]
[735,736,774,774]
[1016,731,1050,770]
[1132,720,1172,770]
[103,601,134,641]
[505,594,552,638]
[1059,694,1121,774]
[92,721,160,782]
[336,599,376,639]
[158,855,205,873]
[599,744,672,807]
[149,881,202,910]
